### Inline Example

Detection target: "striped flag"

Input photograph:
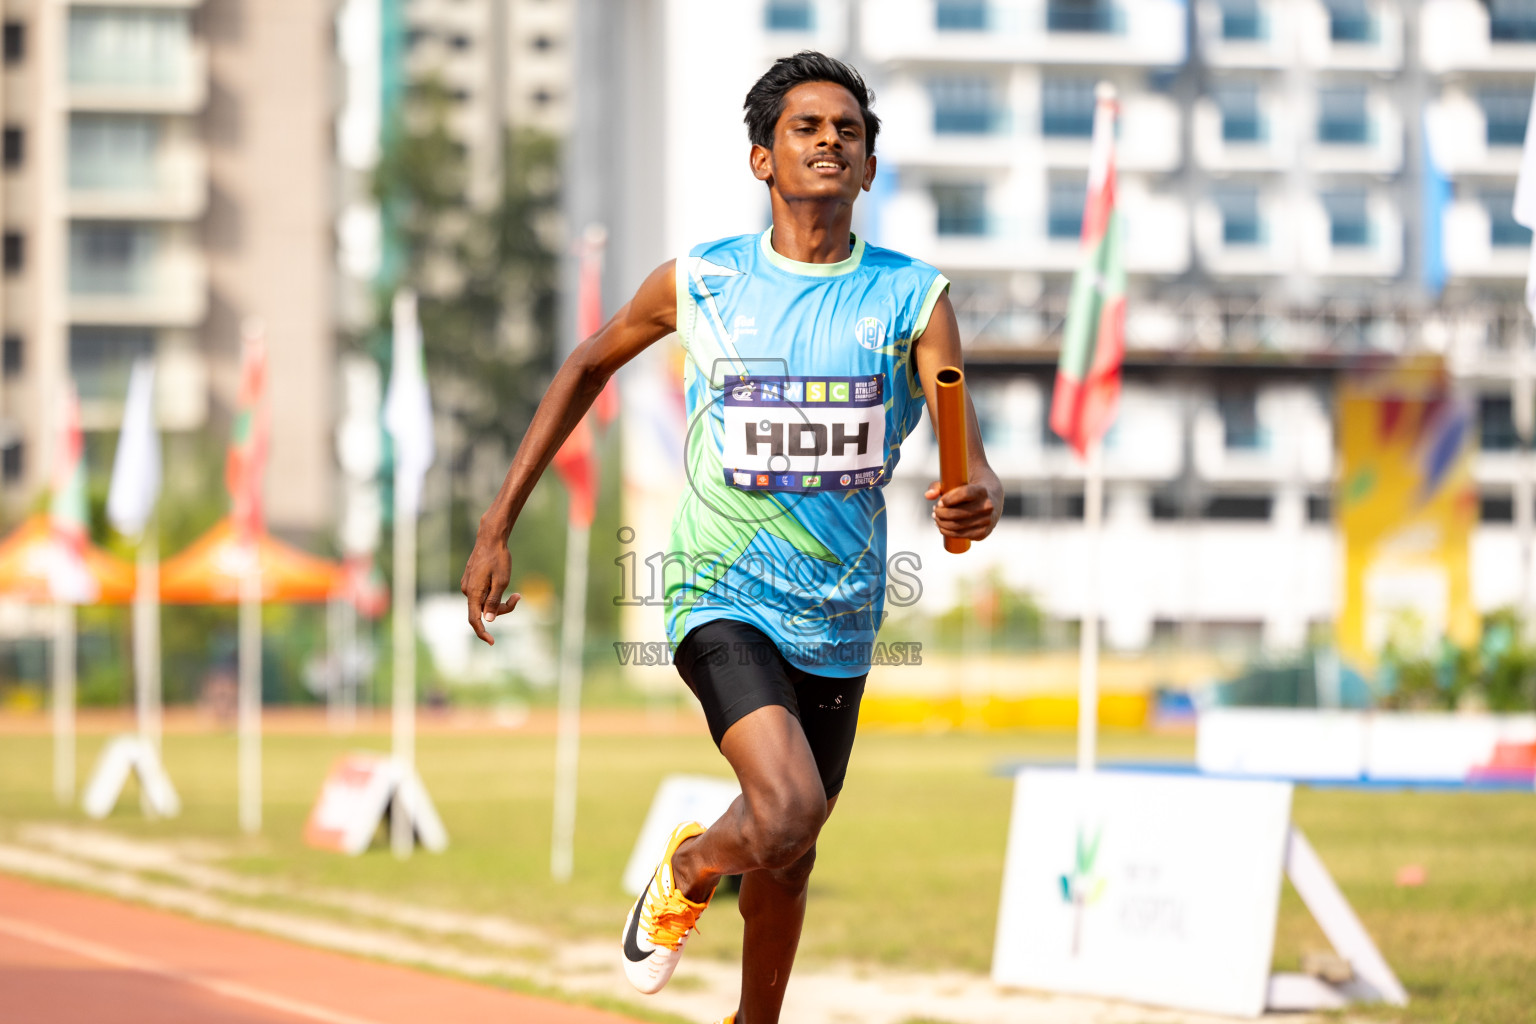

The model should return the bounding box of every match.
[551,225,612,527]
[1050,83,1125,457]
[226,322,269,543]
[49,383,96,603]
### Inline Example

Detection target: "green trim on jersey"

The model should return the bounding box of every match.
[758,229,867,277]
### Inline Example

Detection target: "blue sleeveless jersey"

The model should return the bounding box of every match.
[665,229,949,677]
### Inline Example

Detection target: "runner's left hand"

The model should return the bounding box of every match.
[925,470,1002,541]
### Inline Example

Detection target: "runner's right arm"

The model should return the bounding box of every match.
[461,259,679,644]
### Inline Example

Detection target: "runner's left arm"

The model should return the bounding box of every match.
[912,291,1003,543]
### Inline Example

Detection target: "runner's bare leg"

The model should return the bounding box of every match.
[670,705,833,1024]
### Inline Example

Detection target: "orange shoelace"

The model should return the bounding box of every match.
[643,888,706,951]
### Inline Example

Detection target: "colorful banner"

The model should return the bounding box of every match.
[1336,356,1478,672]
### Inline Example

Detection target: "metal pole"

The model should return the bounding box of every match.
[1514,331,1535,623]
[135,528,161,755]
[550,517,590,882]
[238,557,262,833]
[52,602,74,804]
[1076,439,1103,775]
[391,471,417,858]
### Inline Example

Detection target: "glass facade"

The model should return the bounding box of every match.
[1480,87,1531,147]
[1324,190,1371,247]
[935,1,989,30]
[765,1,814,31]
[930,76,1007,135]
[67,8,191,87]
[68,115,159,190]
[1217,186,1263,245]
[1318,86,1370,144]
[1047,178,1085,239]
[1041,77,1095,137]
[933,183,988,236]
[69,326,155,401]
[1216,82,1265,142]
[68,222,157,295]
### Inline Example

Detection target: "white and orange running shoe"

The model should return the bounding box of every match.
[621,820,712,994]
[712,1015,737,1024]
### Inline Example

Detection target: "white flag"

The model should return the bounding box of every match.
[385,289,435,519]
[107,359,161,538]
[1512,81,1536,317]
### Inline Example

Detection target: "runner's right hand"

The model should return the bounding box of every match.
[461,533,520,645]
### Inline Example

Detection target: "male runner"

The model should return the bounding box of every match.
[461,51,1001,1024]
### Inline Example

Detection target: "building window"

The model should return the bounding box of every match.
[1325,0,1376,42]
[1324,190,1371,247]
[936,0,989,30]
[1485,191,1534,248]
[2,21,23,64]
[1041,77,1095,138]
[932,183,988,236]
[69,115,159,191]
[1482,87,1531,147]
[1048,178,1085,239]
[2,232,22,274]
[1218,389,1265,449]
[765,1,814,31]
[1481,493,1516,523]
[1204,494,1273,521]
[68,223,156,295]
[2,127,21,169]
[70,327,155,400]
[2,334,20,377]
[930,76,1006,135]
[1318,86,1370,144]
[1215,82,1265,142]
[1480,395,1520,451]
[1217,186,1263,245]
[1219,0,1266,40]
[1046,0,1122,33]
[2,442,23,483]
[1307,494,1332,522]
[67,8,191,88]
[1490,0,1536,41]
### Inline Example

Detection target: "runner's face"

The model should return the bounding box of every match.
[755,81,875,202]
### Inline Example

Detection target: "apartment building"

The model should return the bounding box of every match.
[593,0,1536,654]
[0,0,336,534]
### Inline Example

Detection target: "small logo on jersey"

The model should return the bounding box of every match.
[854,377,881,402]
[807,382,827,402]
[803,474,822,487]
[829,381,850,402]
[782,381,804,403]
[732,381,756,402]
[756,474,770,486]
[840,473,853,486]
[774,474,796,488]
[853,316,887,351]
[733,471,752,486]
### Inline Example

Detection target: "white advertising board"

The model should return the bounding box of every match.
[1197,708,1367,779]
[992,769,1293,1019]
[81,735,180,819]
[622,774,740,896]
[1367,713,1536,782]
[303,753,447,855]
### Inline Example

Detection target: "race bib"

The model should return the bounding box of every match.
[722,375,887,492]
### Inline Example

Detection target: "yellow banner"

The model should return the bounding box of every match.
[1336,356,1478,672]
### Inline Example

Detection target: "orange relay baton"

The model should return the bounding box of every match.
[934,366,970,554]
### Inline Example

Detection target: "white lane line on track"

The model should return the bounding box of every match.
[0,914,384,1024]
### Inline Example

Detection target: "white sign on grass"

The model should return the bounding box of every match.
[622,774,739,896]
[992,769,1292,1019]
[303,753,448,855]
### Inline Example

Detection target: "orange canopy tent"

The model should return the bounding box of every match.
[159,518,345,604]
[0,515,135,604]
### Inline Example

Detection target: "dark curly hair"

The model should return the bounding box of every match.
[743,51,880,155]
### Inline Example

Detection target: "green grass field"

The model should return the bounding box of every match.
[1,724,1532,1022]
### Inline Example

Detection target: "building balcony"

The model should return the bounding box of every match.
[1038,92,1182,173]
[67,245,207,328]
[1443,200,1530,281]
[66,41,207,114]
[881,180,1189,276]
[1193,195,1296,278]
[1422,0,1536,73]
[1196,0,1296,68]
[1426,93,1525,177]
[1305,96,1403,175]
[67,138,206,220]
[861,0,1187,67]
[1298,193,1402,277]
[1296,0,1403,71]
[1193,97,1292,172]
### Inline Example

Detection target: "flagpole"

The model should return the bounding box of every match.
[52,601,75,804]
[238,555,262,833]
[135,524,161,814]
[1077,439,1103,775]
[550,515,590,882]
[391,454,417,859]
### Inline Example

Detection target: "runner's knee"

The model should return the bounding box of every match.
[743,778,826,870]
[766,842,817,891]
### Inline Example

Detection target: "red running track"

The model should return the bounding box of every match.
[0,873,643,1024]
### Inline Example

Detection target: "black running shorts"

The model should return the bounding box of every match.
[673,618,867,799]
